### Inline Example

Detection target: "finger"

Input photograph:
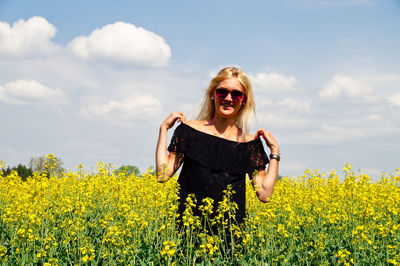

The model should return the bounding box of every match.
[178,112,186,123]
[167,113,181,127]
[177,113,186,123]
[259,129,272,143]
[254,129,263,139]
[254,130,260,139]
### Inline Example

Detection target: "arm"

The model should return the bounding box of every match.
[252,129,280,203]
[155,112,186,183]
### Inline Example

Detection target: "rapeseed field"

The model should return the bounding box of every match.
[0,155,399,265]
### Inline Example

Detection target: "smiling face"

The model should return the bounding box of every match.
[212,78,246,120]
[197,67,255,133]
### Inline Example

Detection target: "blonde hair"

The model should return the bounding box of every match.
[196,67,255,134]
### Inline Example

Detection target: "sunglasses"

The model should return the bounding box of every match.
[215,88,245,101]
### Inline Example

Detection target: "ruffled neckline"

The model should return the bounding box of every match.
[168,123,268,174]
[180,122,259,145]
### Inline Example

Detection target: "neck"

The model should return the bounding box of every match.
[210,116,237,134]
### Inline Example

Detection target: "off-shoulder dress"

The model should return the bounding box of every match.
[168,123,269,225]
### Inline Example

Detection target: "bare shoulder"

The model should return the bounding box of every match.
[184,120,205,130]
[244,132,257,142]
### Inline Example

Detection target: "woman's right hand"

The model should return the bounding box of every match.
[156,112,186,182]
[161,112,187,130]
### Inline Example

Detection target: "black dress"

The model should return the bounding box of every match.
[168,123,269,226]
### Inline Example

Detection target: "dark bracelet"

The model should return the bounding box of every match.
[269,154,280,162]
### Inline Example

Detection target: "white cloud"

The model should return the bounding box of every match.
[80,94,163,125]
[277,97,311,111]
[257,112,311,129]
[0,16,60,57]
[320,75,377,102]
[363,73,400,84]
[388,93,400,106]
[67,22,171,67]
[0,80,66,104]
[364,114,381,122]
[308,123,369,144]
[249,72,297,93]
[258,97,312,116]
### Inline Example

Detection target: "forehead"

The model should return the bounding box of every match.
[216,78,244,91]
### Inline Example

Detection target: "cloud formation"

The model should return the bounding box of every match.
[0,80,66,104]
[80,94,163,125]
[249,72,297,93]
[0,16,60,57]
[388,93,400,106]
[277,97,311,111]
[320,75,377,102]
[67,22,171,67]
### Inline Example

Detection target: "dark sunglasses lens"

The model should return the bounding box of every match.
[231,90,244,100]
[216,89,229,98]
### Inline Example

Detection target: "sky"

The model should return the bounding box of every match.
[0,0,399,179]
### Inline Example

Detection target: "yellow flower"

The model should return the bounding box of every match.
[160,241,176,259]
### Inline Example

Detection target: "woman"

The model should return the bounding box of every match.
[155,67,279,227]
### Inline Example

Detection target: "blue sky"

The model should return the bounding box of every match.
[1,0,399,179]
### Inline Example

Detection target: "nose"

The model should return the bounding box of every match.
[224,92,233,101]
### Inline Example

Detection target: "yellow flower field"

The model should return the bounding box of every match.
[0,158,399,265]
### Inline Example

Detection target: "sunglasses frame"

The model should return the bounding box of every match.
[215,88,245,101]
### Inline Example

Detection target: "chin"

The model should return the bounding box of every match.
[214,103,240,118]
[217,109,238,118]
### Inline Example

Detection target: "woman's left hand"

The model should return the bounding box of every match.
[255,129,279,154]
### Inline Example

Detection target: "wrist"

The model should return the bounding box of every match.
[160,125,169,132]
[270,147,279,155]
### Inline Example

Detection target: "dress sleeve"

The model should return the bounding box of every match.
[247,139,269,174]
[167,123,188,153]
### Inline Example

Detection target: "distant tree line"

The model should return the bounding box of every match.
[1,155,64,180]
[114,165,141,176]
[2,164,33,181]
[1,155,148,181]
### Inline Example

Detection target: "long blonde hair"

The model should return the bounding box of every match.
[196,67,255,134]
